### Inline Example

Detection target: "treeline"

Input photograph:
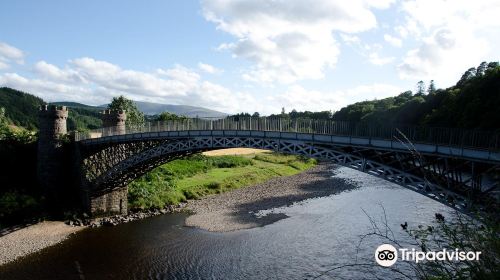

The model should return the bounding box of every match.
[0,87,104,131]
[230,62,500,130]
[333,61,500,129]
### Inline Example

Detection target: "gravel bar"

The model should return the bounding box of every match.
[185,163,357,232]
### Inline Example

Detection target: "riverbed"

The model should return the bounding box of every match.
[0,166,454,279]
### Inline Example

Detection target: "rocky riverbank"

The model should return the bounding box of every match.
[185,162,357,232]
[0,221,83,265]
[0,204,189,266]
[86,203,187,227]
[0,162,353,266]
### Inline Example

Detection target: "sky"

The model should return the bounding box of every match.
[0,0,499,115]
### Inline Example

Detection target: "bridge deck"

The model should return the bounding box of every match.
[76,118,499,163]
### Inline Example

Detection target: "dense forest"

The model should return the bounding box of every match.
[0,87,45,130]
[332,61,500,129]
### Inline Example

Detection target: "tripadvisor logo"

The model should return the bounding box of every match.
[375,244,398,267]
[375,244,482,267]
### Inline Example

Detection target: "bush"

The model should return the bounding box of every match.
[0,191,43,227]
[209,155,253,168]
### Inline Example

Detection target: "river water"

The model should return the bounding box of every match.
[0,167,454,280]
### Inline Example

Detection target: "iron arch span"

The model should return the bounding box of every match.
[77,131,499,216]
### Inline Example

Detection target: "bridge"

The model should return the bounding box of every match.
[38,106,500,217]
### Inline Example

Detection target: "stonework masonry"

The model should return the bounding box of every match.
[89,187,128,216]
[37,105,131,216]
[102,109,126,135]
[37,105,68,200]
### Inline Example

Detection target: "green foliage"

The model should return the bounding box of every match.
[254,153,317,169]
[108,95,145,126]
[128,153,315,210]
[0,191,43,227]
[331,61,500,129]
[0,125,41,228]
[0,87,45,130]
[156,111,188,121]
[406,213,499,279]
[0,88,103,132]
[0,107,6,125]
[66,106,102,131]
[128,154,253,209]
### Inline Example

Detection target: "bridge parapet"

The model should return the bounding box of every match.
[75,118,500,152]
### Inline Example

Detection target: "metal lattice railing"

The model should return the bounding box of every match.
[74,117,500,151]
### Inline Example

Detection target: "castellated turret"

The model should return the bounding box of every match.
[101,109,127,135]
[38,105,68,139]
[37,105,69,207]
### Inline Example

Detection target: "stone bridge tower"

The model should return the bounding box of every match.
[37,105,68,205]
[81,109,128,216]
[102,109,126,135]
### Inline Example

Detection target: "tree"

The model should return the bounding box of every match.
[457,67,476,86]
[108,96,145,125]
[280,107,286,116]
[416,80,426,96]
[156,112,187,121]
[0,107,7,125]
[0,107,8,139]
[487,62,499,71]
[427,80,436,95]
[476,61,488,76]
[252,112,260,118]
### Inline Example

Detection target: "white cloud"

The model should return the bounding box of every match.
[266,83,402,113]
[0,42,25,65]
[340,34,361,45]
[397,0,500,86]
[0,60,9,70]
[198,62,223,74]
[34,61,85,83]
[368,52,395,66]
[0,57,249,113]
[202,0,395,84]
[0,55,405,115]
[0,42,26,70]
[383,34,402,47]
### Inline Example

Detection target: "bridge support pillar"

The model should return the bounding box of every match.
[37,105,69,208]
[88,187,128,216]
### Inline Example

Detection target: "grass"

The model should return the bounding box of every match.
[128,152,317,210]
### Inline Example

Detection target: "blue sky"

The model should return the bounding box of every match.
[1,0,499,115]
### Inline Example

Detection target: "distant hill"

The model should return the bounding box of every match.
[100,101,228,119]
[0,89,103,131]
[51,101,105,110]
[0,86,229,132]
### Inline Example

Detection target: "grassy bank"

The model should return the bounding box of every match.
[128,152,317,210]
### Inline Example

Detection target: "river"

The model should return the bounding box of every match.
[0,167,454,279]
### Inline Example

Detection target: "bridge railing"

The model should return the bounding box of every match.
[74,117,500,151]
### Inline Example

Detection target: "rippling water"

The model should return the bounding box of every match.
[0,167,454,280]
